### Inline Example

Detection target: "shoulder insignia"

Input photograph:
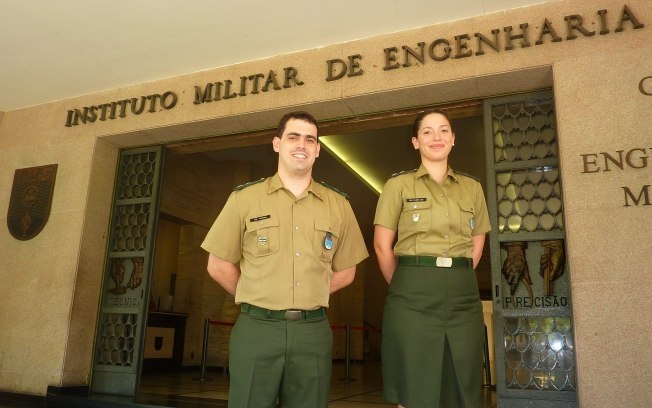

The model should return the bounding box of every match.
[234,178,265,191]
[390,169,417,178]
[454,171,480,182]
[318,181,350,200]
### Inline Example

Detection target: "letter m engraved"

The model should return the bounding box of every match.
[194,83,214,104]
[622,185,651,206]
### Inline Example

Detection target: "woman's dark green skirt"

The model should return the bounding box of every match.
[381,263,484,407]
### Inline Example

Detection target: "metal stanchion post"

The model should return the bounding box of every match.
[483,324,493,387]
[339,323,355,383]
[344,323,350,382]
[193,318,212,381]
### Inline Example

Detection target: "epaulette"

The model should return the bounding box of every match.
[390,169,417,178]
[234,178,265,191]
[454,170,480,182]
[318,181,350,200]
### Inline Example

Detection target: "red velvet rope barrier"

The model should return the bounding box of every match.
[208,320,234,327]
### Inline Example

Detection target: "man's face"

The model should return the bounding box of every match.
[273,118,320,175]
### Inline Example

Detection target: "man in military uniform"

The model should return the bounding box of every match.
[201,111,368,408]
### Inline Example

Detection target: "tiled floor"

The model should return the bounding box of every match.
[138,360,497,407]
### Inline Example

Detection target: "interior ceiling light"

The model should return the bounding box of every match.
[320,135,382,195]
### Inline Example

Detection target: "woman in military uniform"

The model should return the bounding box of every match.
[374,109,491,407]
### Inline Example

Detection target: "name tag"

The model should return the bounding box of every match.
[250,215,271,222]
[406,197,426,202]
[436,257,453,268]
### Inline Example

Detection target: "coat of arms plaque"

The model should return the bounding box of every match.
[7,164,58,240]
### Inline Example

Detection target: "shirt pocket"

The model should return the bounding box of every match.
[399,199,432,232]
[314,218,340,263]
[244,215,280,257]
[457,200,476,236]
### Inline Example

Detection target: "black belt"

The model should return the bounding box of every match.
[398,255,473,268]
[240,303,327,321]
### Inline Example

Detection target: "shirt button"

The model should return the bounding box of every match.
[295,226,299,230]
[445,213,449,217]
[295,252,300,257]
[444,234,449,239]
[443,252,448,256]
[296,282,301,286]
[413,205,418,209]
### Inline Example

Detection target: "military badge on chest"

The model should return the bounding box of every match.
[249,214,271,246]
[406,197,426,224]
[323,231,333,250]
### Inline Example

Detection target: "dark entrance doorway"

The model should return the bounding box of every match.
[138,101,494,405]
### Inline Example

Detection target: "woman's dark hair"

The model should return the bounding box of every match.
[412,109,452,137]
[277,111,319,138]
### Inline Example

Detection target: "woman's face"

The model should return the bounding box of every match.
[412,113,455,164]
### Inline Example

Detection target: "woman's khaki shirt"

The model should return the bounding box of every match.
[374,165,491,258]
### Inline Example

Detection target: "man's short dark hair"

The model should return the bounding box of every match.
[277,111,320,138]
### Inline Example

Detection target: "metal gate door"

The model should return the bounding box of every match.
[483,92,577,407]
[90,146,164,397]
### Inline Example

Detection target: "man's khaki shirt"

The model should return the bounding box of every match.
[374,165,491,258]
[201,174,368,310]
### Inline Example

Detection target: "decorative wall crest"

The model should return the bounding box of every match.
[7,164,58,240]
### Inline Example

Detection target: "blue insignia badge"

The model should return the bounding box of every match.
[324,232,333,250]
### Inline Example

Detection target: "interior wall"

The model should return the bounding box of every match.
[177,223,211,367]
[151,219,181,311]
[329,260,367,360]
[363,253,386,360]
[154,154,248,367]
[160,153,233,229]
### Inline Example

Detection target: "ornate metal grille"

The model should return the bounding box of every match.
[504,317,576,391]
[117,152,157,200]
[484,92,577,406]
[111,204,151,252]
[491,99,557,163]
[496,167,563,233]
[96,313,138,366]
[91,146,163,396]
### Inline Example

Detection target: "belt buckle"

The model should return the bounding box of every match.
[285,310,302,321]
[436,257,453,268]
